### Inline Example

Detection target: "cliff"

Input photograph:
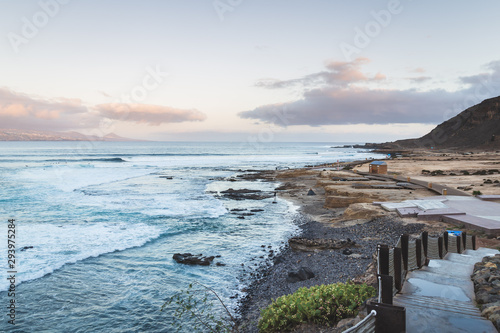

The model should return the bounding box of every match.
[378,96,500,150]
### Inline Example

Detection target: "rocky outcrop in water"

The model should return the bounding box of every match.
[172,253,215,266]
[220,188,274,200]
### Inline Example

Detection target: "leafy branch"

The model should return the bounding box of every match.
[162,282,240,333]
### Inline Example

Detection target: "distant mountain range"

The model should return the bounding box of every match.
[0,129,137,141]
[366,95,500,151]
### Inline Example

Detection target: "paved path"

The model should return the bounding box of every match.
[393,248,499,333]
[356,171,470,196]
[392,174,470,197]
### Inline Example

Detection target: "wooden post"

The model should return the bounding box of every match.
[394,247,402,292]
[401,235,409,271]
[443,231,449,252]
[421,231,428,257]
[378,275,394,305]
[367,302,406,333]
[438,236,444,259]
[378,245,390,276]
[442,189,447,195]
[416,238,422,268]
[472,235,477,250]
[457,235,462,253]
[462,231,467,250]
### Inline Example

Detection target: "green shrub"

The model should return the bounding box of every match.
[472,190,482,196]
[258,282,375,332]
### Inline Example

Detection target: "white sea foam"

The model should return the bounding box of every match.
[14,164,155,192]
[0,222,164,291]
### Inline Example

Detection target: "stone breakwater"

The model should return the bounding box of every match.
[472,254,500,330]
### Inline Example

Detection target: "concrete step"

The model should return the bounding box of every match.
[393,247,500,332]
[399,302,496,333]
[401,270,475,301]
[419,258,474,279]
[394,294,482,318]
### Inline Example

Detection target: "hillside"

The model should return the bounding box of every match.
[0,129,137,141]
[376,96,500,150]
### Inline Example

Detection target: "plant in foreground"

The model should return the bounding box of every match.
[162,282,239,333]
[258,282,376,333]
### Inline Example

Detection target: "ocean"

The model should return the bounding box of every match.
[0,141,384,332]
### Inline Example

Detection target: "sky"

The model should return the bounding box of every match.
[0,0,499,142]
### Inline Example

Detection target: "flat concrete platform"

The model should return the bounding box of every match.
[379,195,500,235]
[442,215,500,235]
[394,248,499,333]
[477,195,500,201]
[397,207,423,217]
[417,208,465,220]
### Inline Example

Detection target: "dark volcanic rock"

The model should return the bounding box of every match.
[288,237,356,252]
[172,253,215,266]
[220,188,274,200]
[343,248,353,255]
[287,267,315,283]
[472,254,500,330]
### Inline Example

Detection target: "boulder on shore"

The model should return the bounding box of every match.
[220,188,274,200]
[288,237,356,252]
[342,203,384,220]
[472,254,500,331]
[324,195,373,208]
[286,267,315,283]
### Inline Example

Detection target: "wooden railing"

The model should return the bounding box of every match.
[377,231,477,304]
[356,231,477,333]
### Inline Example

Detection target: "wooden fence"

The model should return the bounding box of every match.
[348,231,477,333]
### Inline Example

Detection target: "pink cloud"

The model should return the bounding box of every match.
[240,59,500,126]
[412,67,426,73]
[0,88,206,132]
[95,103,207,125]
[0,104,30,117]
[0,88,95,131]
[255,57,384,89]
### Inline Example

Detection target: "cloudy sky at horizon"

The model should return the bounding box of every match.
[1,0,499,142]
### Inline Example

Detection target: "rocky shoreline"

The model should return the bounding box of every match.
[472,254,500,330]
[236,213,426,332]
[230,151,500,331]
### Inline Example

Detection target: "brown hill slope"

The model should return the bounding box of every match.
[382,96,500,150]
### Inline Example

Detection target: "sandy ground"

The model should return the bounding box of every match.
[273,151,500,235]
[355,151,500,195]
